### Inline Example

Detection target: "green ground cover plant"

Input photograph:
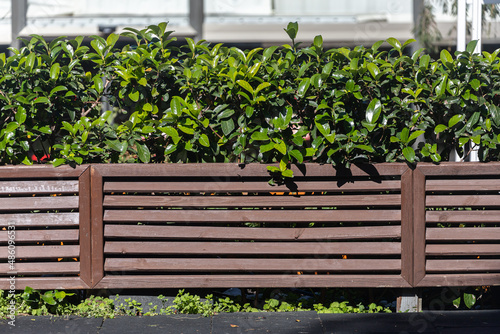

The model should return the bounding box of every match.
[1,22,500,178]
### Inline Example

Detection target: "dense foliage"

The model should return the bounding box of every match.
[1,22,500,176]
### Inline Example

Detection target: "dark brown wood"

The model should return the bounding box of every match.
[0,245,79,258]
[412,168,426,286]
[104,180,402,193]
[90,167,104,287]
[426,244,500,255]
[104,241,401,255]
[0,180,79,195]
[94,163,408,178]
[0,230,79,243]
[0,262,79,275]
[426,260,500,272]
[417,162,500,176]
[426,227,500,241]
[103,209,401,223]
[0,165,87,178]
[426,179,500,192]
[400,168,413,286]
[95,274,412,289]
[426,211,500,223]
[0,213,79,227]
[104,225,402,240]
[0,277,89,290]
[79,166,92,287]
[103,194,402,208]
[105,258,401,272]
[0,196,79,211]
[416,273,500,287]
[426,195,500,207]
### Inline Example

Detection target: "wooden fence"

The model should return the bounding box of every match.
[0,163,499,290]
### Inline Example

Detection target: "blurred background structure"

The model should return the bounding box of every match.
[3,0,500,52]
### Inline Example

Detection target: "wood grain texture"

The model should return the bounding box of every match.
[0,180,78,195]
[95,274,412,289]
[0,277,89,290]
[416,273,500,287]
[104,258,401,272]
[104,180,402,193]
[0,165,86,178]
[417,162,500,176]
[0,262,79,275]
[0,196,79,211]
[426,195,500,207]
[426,227,500,241]
[426,260,500,272]
[426,244,500,256]
[412,168,426,286]
[426,179,500,192]
[79,166,92,287]
[0,213,79,227]
[426,211,500,223]
[0,230,79,243]
[400,168,413,285]
[104,241,401,255]
[103,194,402,208]
[104,225,402,240]
[94,163,408,178]
[90,166,104,287]
[103,209,401,223]
[0,245,79,259]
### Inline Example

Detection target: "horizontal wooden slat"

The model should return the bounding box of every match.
[104,180,402,193]
[426,260,500,272]
[426,227,500,241]
[105,258,401,272]
[104,194,401,208]
[0,262,79,275]
[426,244,500,256]
[104,241,401,255]
[104,225,401,240]
[0,277,89,290]
[0,230,79,243]
[95,274,412,289]
[416,273,500,287]
[0,180,79,195]
[0,196,79,211]
[0,245,80,259]
[426,211,500,223]
[94,163,408,178]
[417,162,500,176]
[426,195,500,207]
[0,165,87,178]
[104,209,401,223]
[426,179,500,192]
[0,213,79,227]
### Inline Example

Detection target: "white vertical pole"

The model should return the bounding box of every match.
[189,0,204,42]
[470,0,482,161]
[11,0,28,52]
[457,0,467,52]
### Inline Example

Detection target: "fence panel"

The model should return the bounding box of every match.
[0,166,92,290]
[92,163,412,289]
[415,163,500,287]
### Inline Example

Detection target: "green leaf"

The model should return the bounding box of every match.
[440,49,453,65]
[466,40,478,54]
[34,97,50,104]
[170,96,183,116]
[106,140,127,153]
[274,140,287,155]
[449,114,465,128]
[355,144,374,153]
[136,143,151,163]
[198,134,210,147]
[221,119,235,136]
[49,86,67,96]
[52,158,66,167]
[15,106,26,124]
[289,149,304,163]
[386,38,401,50]
[297,78,310,98]
[128,90,139,102]
[284,21,298,40]
[402,147,415,163]
[408,130,425,143]
[367,63,380,79]
[236,80,254,95]
[435,75,448,96]
[463,293,476,309]
[313,35,323,49]
[434,124,447,134]
[365,98,382,124]
[50,63,60,80]
[251,131,269,141]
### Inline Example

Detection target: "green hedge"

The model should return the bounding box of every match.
[1,22,500,176]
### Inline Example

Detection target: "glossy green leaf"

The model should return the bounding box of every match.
[198,134,210,147]
[448,114,465,128]
[402,147,415,163]
[365,98,382,124]
[136,143,151,163]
